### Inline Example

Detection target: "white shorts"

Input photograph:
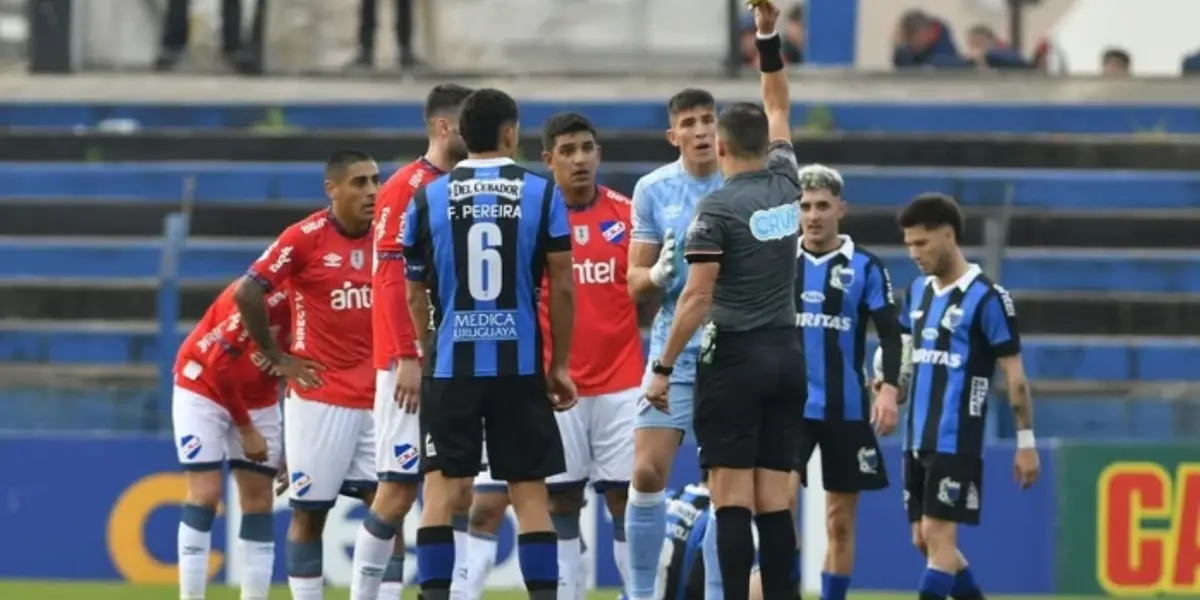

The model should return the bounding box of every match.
[473,387,637,492]
[285,392,376,509]
[171,385,283,476]
[374,367,422,482]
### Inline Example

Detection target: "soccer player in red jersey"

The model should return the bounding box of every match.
[173,280,294,600]
[351,83,473,600]
[234,150,380,600]
[467,112,644,599]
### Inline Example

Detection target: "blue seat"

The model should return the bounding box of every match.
[1,324,1195,381]
[4,101,1200,135]
[0,238,1194,293]
[3,163,1200,209]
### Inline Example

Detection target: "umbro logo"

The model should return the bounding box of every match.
[323,253,342,268]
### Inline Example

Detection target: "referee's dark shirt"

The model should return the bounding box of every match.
[683,141,801,331]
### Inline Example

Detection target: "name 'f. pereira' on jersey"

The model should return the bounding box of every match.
[899,264,1021,457]
[402,158,571,378]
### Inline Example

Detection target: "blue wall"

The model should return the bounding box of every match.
[0,435,1056,592]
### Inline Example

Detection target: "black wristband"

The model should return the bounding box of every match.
[756,33,785,73]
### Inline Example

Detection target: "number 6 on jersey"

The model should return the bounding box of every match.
[468,222,503,301]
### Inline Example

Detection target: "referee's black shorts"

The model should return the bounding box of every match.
[695,327,805,471]
[420,375,565,482]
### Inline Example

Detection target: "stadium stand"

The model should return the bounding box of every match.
[1,163,1198,437]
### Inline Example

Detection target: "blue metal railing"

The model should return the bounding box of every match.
[155,211,190,431]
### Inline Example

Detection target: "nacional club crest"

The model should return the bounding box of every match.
[574,225,590,245]
[600,220,627,244]
[350,249,365,270]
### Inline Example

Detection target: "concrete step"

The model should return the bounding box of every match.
[0,163,1198,209]
[0,237,1195,293]
[2,279,1197,337]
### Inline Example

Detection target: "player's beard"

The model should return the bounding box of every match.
[447,140,469,164]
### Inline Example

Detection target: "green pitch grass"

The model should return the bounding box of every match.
[0,582,1114,600]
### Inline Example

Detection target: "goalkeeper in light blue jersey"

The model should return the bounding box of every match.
[623,88,725,600]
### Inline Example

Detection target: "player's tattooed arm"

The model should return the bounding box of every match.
[999,355,1035,430]
[233,277,285,363]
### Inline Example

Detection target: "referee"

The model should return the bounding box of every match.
[642,3,803,599]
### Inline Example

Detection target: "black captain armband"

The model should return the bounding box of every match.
[756,32,785,73]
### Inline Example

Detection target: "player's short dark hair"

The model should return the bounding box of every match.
[424,84,474,121]
[459,88,519,154]
[325,149,374,179]
[667,88,715,118]
[897,193,964,240]
[716,102,770,158]
[699,469,710,483]
[541,112,597,151]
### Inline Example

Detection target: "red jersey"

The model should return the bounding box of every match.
[540,186,644,396]
[372,157,442,369]
[174,282,290,426]
[247,209,375,409]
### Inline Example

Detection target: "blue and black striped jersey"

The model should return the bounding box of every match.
[402,157,571,378]
[661,485,711,600]
[899,264,1021,456]
[794,236,897,421]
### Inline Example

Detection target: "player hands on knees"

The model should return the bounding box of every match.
[174,282,293,600]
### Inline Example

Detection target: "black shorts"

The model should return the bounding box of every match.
[903,451,983,525]
[695,327,805,472]
[420,375,565,482]
[795,419,889,493]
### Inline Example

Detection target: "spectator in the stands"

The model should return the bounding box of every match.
[351,0,423,69]
[740,3,803,67]
[964,24,1033,69]
[782,3,804,64]
[1032,37,1069,74]
[892,10,966,69]
[1101,48,1131,76]
[155,0,263,74]
[1182,50,1200,75]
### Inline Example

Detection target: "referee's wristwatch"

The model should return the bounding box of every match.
[651,360,674,376]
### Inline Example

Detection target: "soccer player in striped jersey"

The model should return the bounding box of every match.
[895,193,1041,600]
[789,163,902,600]
[173,281,296,600]
[466,111,643,598]
[402,88,576,600]
[625,87,724,600]
[351,82,472,600]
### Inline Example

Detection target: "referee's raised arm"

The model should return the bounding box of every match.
[753,0,791,144]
